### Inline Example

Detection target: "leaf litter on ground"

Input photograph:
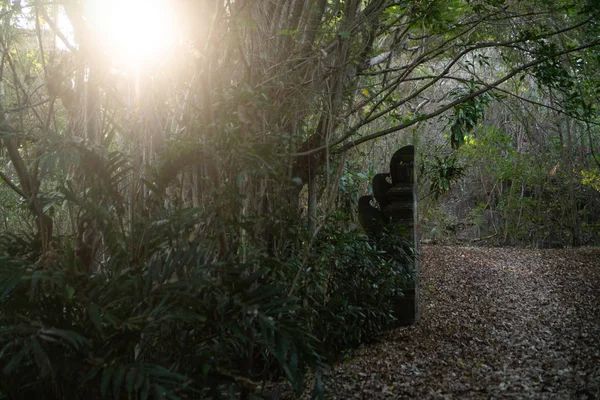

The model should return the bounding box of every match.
[302,245,600,399]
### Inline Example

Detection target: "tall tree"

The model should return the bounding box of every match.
[0,0,599,249]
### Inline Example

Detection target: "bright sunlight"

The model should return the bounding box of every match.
[84,0,179,67]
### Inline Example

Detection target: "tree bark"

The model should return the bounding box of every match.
[1,118,53,252]
[308,163,318,234]
[565,118,581,246]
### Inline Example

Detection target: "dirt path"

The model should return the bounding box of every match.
[318,246,600,399]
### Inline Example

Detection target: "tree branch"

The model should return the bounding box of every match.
[288,38,600,157]
[491,85,600,128]
[0,170,27,198]
[333,40,600,153]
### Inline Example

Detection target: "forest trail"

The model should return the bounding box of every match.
[317,246,600,399]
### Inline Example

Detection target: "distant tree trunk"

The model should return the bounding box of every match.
[308,163,318,234]
[1,116,53,252]
[565,118,581,246]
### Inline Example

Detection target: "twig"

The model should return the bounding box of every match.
[0,170,27,198]
[472,233,498,242]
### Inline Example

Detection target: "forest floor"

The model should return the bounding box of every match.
[311,245,600,399]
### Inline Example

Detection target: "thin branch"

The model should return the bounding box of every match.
[288,39,600,157]
[38,6,78,54]
[398,72,600,127]
[355,12,597,126]
[5,97,52,112]
[491,85,600,128]
[0,170,27,198]
[34,2,49,80]
[333,40,600,153]
[345,8,521,120]
[355,38,509,129]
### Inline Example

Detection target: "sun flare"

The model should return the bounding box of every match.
[84,0,179,68]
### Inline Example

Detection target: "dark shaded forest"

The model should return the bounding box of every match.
[0,0,599,398]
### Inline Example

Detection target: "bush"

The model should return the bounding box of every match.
[0,209,412,399]
[0,241,318,399]
[298,226,412,356]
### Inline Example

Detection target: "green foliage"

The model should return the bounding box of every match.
[0,140,412,398]
[581,168,600,192]
[298,224,413,356]
[337,160,370,214]
[444,116,600,246]
[8,0,600,396]
[0,228,408,399]
[420,205,458,242]
[0,235,323,399]
[401,0,467,32]
[420,151,465,198]
[448,84,494,149]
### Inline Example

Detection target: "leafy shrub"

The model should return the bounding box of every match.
[0,238,321,399]
[293,224,413,358]
[0,138,412,399]
[0,213,412,399]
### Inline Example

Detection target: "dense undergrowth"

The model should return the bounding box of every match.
[0,209,412,399]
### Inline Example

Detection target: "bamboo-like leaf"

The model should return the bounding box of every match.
[141,178,161,195]
[88,303,104,337]
[39,328,91,350]
[113,365,126,400]
[125,367,138,397]
[0,271,23,299]
[30,338,52,378]
[140,376,151,400]
[40,153,59,180]
[0,130,15,139]
[3,340,30,375]
[154,384,167,400]
[311,372,324,400]
[134,369,146,394]
[101,367,114,399]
